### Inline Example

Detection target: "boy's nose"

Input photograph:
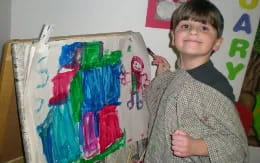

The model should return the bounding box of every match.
[189,27,199,35]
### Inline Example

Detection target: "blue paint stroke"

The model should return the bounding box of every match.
[81,62,121,113]
[38,56,47,63]
[36,98,44,113]
[59,42,83,68]
[37,102,80,163]
[36,69,49,88]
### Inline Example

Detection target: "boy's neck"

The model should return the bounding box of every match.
[180,55,210,70]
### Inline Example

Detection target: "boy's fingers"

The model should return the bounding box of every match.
[152,56,164,64]
[173,129,187,136]
[174,151,185,157]
[152,56,170,69]
[156,64,165,73]
[151,60,160,65]
[172,135,185,144]
[153,56,171,75]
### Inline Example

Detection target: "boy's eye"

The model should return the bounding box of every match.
[180,24,190,30]
[200,25,209,32]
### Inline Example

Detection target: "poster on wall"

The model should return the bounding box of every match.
[145,0,189,29]
[11,31,151,163]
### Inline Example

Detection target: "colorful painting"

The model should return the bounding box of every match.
[11,32,151,163]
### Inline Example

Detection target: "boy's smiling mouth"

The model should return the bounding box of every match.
[184,39,202,43]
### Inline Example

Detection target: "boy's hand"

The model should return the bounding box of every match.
[171,129,208,157]
[171,129,195,157]
[152,56,171,75]
[147,48,171,75]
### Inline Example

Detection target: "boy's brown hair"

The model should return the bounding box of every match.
[171,0,224,38]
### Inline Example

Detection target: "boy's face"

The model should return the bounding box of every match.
[171,20,223,58]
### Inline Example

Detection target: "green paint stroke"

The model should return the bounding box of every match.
[131,74,137,92]
[127,45,131,52]
[70,71,83,122]
[102,51,122,66]
[81,42,122,70]
[73,133,126,163]
[226,62,245,80]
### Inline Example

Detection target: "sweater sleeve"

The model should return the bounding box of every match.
[202,103,249,163]
[188,82,249,163]
[143,71,175,136]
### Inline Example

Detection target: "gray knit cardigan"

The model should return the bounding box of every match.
[143,69,248,163]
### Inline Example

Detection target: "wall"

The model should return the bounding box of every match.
[0,0,11,62]
[10,0,175,81]
[10,0,260,101]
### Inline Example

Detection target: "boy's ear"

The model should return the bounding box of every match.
[213,37,224,51]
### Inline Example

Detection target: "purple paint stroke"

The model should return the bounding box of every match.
[83,112,99,159]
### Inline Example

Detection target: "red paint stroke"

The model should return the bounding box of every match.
[127,138,133,143]
[99,105,123,153]
[131,56,150,92]
[49,66,79,105]
[145,0,171,29]
[83,112,99,158]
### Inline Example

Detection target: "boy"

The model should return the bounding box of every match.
[143,0,248,162]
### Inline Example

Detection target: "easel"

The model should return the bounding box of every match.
[0,41,24,162]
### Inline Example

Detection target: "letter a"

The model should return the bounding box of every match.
[233,13,251,34]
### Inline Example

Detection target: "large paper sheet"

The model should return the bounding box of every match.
[11,31,150,163]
